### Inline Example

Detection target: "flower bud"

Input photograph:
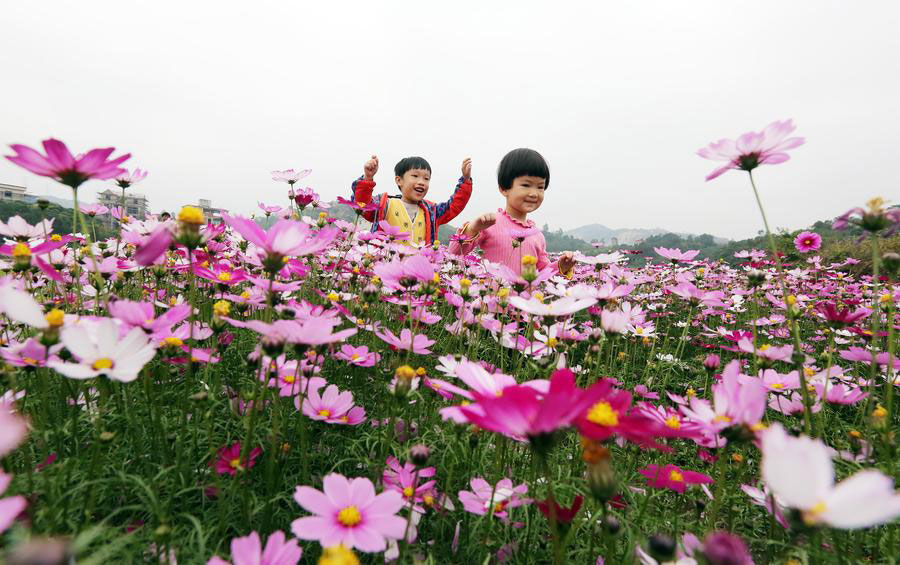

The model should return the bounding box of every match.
[882,252,900,277]
[410,444,430,466]
[521,255,538,282]
[703,353,721,371]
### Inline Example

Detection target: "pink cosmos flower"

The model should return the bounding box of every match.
[793,231,822,253]
[0,216,54,240]
[814,302,870,327]
[741,483,789,528]
[223,214,339,260]
[299,383,366,425]
[737,338,793,363]
[375,327,435,355]
[108,300,191,333]
[291,473,406,552]
[272,168,311,185]
[0,472,26,535]
[654,247,700,262]
[258,202,283,215]
[639,464,713,493]
[334,345,380,367]
[213,442,262,476]
[5,138,130,189]
[839,347,900,369]
[48,319,157,383]
[741,368,800,392]
[207,530,302,565]
[680,360,767,441]
[372,255,436,290]
[458,478,530,518]
[760,423,900,529]
[80,203,109,217]
[382,456,437,512]
[697,119,804,181]
[115,167,148,188]
[0,401,27,458]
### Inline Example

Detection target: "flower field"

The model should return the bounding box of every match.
[0,125,898,564]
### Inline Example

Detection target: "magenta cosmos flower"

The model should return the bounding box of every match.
[793,231,822,253]
[291,473,406,552]
[115,167,148,188]
[5,138,130,189]
[213,442,262,476]
[334,344,380,367]
[459,368,605,447]
[458,477,530,518]
[207,530,302,565]
[697,119,805,181]
[639,464,713,493]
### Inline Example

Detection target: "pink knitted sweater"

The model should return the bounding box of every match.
[447,209,559,275]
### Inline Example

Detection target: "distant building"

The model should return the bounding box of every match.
[0,183,28,202]
[198,199,227,223]
[97,189,149,220]
[610,237,619,246]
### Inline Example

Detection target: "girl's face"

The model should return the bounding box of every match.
[396,168,431,203]
[501,175,546,219]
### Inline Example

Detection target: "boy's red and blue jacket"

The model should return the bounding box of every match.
[350,176,473,244]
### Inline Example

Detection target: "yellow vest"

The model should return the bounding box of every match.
[385,198,426,244]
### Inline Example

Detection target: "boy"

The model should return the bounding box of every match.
[449,148,575,276]
[350,155,473,245]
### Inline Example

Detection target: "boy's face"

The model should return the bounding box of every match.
[396,168,431,203]
[501,175,546,216]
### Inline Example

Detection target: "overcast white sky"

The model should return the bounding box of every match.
[2,0,898,240]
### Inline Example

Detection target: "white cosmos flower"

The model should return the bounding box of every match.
[760,423,900,529]
[49,319,157,383]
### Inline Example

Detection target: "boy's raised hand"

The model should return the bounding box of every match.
[363,155,379,180]
[465,212,496,236]
[558,251,576,276]
[461,157,472,180]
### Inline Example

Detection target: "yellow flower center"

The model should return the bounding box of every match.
[758,344,771,351]
[493,501,507,514]
[803,501,827,525]
[423,494,434,506]
[432,273,440,284]
[635,327,643,334]
[668,470,684,482]
[11,243,31,258]
[712,415,732,424]
[402,486,414,498]
[664,415,681,430]
[162,337,183,347]
[337,505,362,527]
[459,278,471,289]
[351,353,360,361]
[521,255,537,266]
[229,458,241,469]
[92,358,114,370]
[50,234,62,242]
[533,292,544,303]
[880,293,892,304]
[394,365,416,380]
[217,272,232,282]
[177,206,205,225]
[786,295,797,306]
[318,409,331,418]
[686,387,696,397]
[240,291,251,299]
[22,357,39,365]
[327,292,340,302]
[804,367,816,377]
[213,300,231,317]
[44,309,65,327]
[587,402,619,427]
[770,383,784,389]
[497,288,510,299]
[283,375,295,384]
[546,337,558,349]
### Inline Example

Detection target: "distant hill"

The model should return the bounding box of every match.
[565,223,729,246]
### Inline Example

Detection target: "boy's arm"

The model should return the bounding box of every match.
[434,176,473,226]
[350,175,378,223]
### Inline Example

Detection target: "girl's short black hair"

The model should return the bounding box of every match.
[394,156,432,177]
[497,148,549,190]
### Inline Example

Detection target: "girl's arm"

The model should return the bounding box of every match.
[447,212,495,255]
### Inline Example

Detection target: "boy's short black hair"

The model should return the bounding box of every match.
[394,156,432,178]
[497,148,550,190]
